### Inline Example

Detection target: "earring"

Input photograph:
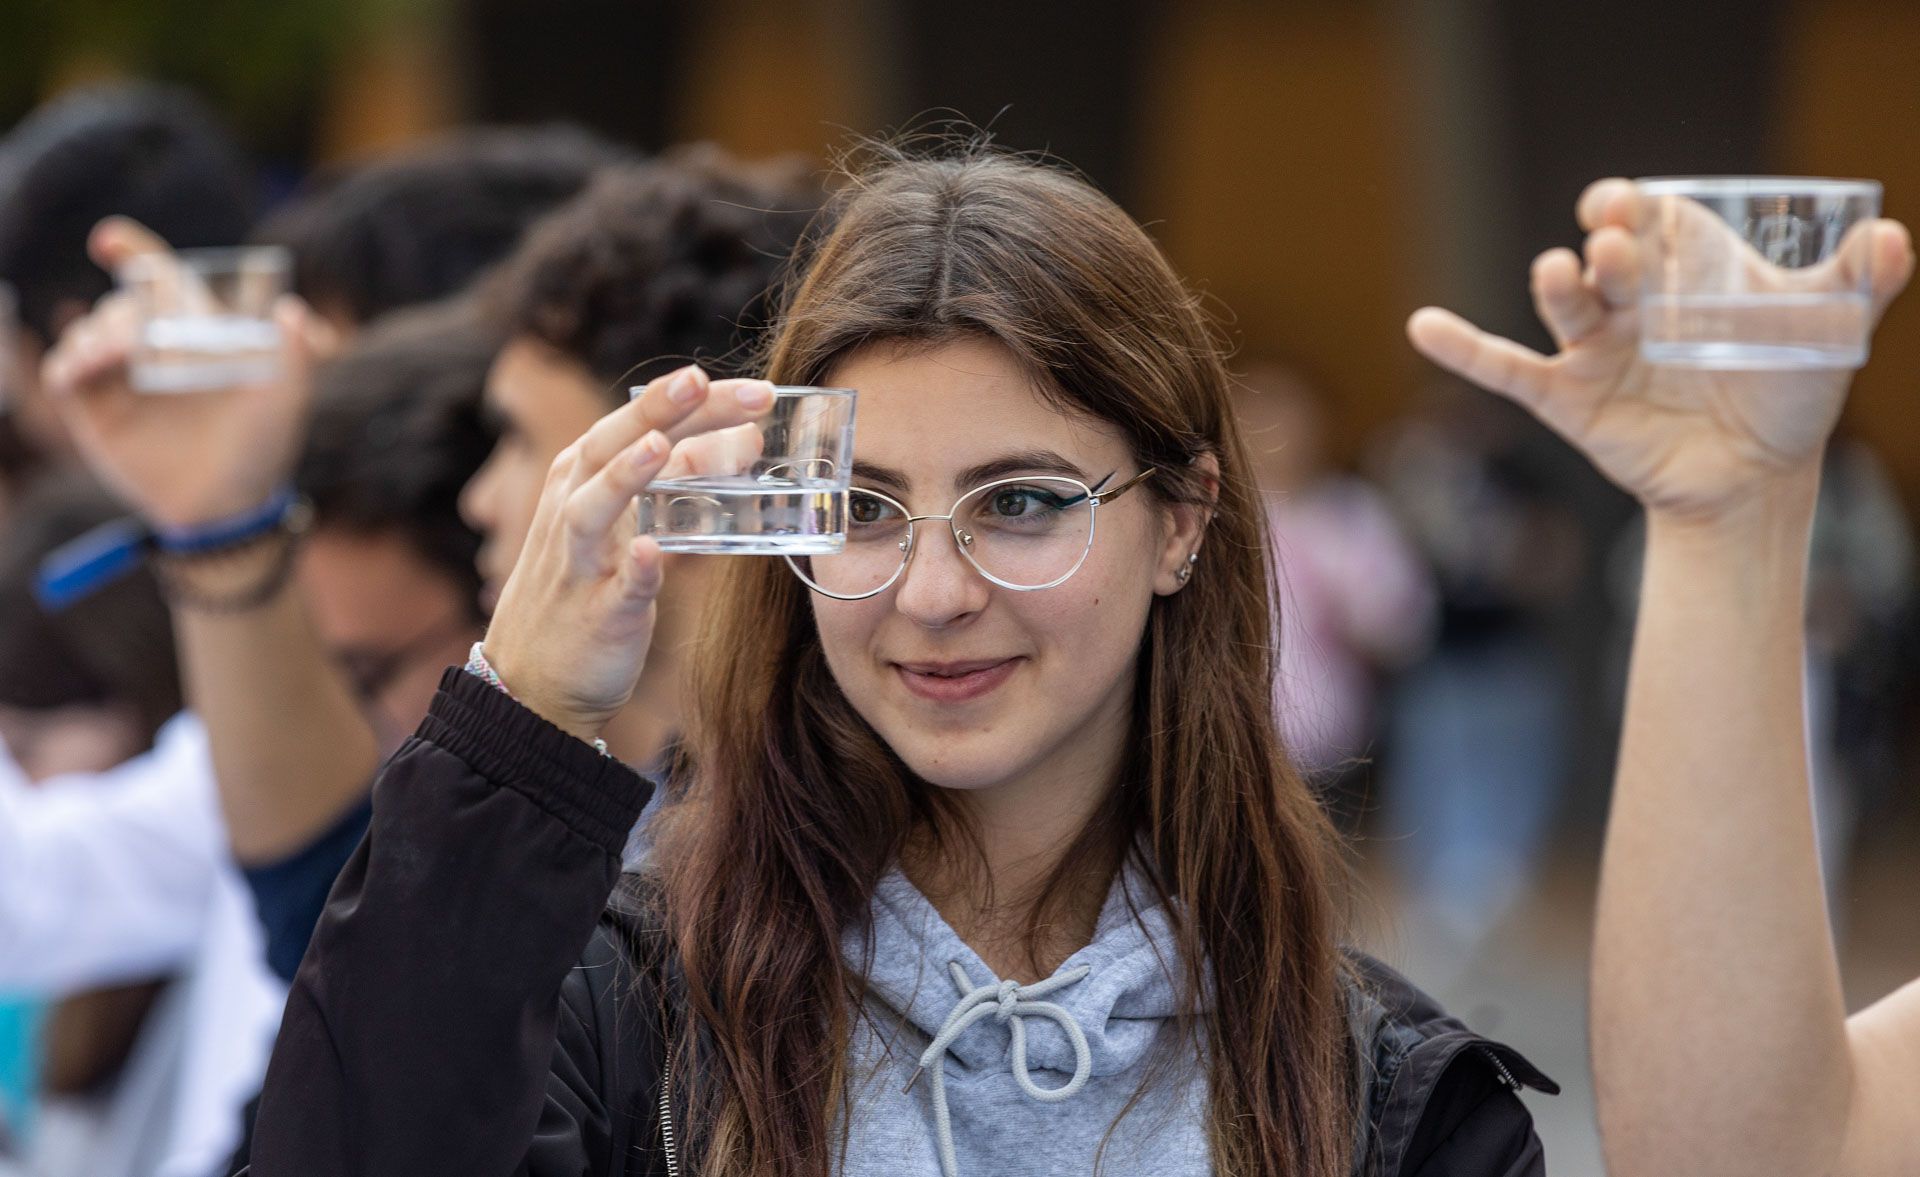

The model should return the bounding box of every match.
[1176,552,1197,584]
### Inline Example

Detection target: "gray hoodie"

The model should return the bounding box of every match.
[836,865,1211,1177]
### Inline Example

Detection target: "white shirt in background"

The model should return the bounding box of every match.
[0,714,284,1177]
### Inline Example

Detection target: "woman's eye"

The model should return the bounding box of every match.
[990,487,1063,517]
[849,493,892,525]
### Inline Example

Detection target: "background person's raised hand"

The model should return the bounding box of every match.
[479,365,774,745]
[1408,178,1914,521]
[41,217,333,529]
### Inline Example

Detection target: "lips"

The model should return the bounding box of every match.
[892,657,1021,704]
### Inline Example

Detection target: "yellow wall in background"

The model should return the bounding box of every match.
[674,0,869,162]
[1780,0,1920,503]
[1138,2,1420,466]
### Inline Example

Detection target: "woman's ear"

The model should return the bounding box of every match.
[1153,453,1220,596]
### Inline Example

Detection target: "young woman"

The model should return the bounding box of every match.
[242,146,1554,1177]
[1409,184,1915,1175]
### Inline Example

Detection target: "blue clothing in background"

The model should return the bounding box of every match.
[240,796,373,983]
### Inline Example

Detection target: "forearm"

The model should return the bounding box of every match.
[1592,472,1850,1177]
[170,543,379,864]
[248,670,647,1174]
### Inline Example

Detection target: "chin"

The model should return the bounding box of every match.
[886,729,1032,794]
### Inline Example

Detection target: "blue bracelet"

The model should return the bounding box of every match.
[151,487,300,556]
[34,488,303,612]
[34,516,152,611]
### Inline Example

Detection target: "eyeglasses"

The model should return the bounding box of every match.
[785,468,1157,601]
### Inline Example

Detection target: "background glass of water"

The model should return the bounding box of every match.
[1637,177,1881,371]
[633,384,856,554]
[119,246,290,393]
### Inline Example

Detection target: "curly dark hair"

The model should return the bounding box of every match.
[483,145,820,399]
[255,124,629,327]
[296,300,499,620]
[0,82,254,348]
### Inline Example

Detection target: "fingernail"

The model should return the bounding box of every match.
[667,367,704,406]
[735,381,774,410]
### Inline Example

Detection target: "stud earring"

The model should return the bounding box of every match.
[1176,552,1198,584]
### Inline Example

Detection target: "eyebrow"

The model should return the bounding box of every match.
[852,450,1093,493]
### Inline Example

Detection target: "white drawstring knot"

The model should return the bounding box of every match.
[909,960,1094,1177]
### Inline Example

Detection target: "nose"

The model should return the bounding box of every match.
[892,519,989,628]
[460,455,500,533]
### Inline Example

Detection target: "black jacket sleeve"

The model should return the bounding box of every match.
[241,668,658,1177]
[1400,1053,1546,1177]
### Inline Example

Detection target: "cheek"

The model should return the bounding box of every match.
[495,459,547,554]
[810,597,886,692]
[392,656,454,726]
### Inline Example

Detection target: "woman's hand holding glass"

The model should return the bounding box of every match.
[478,365,774,746]
[1407,178,1914,523]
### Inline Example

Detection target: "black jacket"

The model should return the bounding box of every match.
[241,669,1554,1176]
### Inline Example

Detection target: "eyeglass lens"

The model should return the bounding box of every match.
[792,477,1097,597]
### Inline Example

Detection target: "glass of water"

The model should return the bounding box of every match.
[1637,177,1881,371]
[633,385,856,554]
[118,246,290,392]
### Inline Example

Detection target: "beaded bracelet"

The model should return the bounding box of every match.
[464,641,610,756]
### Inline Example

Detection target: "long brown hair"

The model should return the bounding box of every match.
[650,140,1354,1177]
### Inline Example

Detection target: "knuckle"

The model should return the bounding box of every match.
[560,493,594,535]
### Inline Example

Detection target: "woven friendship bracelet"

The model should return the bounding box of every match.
[464,641,610,757]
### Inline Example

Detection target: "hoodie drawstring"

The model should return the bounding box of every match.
[911,960,1094,1177]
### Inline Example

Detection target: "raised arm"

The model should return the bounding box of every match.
[41,218,376,864]
[245,366,772,1173]
[1408,179,1915,1177]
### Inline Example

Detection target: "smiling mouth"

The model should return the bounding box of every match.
[892,658,1021,703]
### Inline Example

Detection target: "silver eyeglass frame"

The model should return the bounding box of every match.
[785,467,1158,601]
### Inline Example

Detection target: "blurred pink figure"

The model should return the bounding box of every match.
[1235,364,1436,774]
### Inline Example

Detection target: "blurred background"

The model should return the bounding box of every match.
[5,1,1920,1173]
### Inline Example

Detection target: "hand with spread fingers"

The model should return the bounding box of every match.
[1407,178,1914,521]
[41,217,335,529]
[479,365,775,745]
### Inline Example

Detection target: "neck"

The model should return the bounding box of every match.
[901,686,1133,983]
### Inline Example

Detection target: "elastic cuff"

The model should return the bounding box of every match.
[415,667,650,854]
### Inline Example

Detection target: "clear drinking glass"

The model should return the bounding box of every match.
[633,385,856,554]
[1637,176,1881,370]
[119,246,291,392]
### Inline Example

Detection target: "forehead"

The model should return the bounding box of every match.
[824,337,1129,491]
[486,337,603,431]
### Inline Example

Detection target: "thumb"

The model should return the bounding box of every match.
[88,217,174,272]
[274,297,319,405]
[1867,220,1915,321]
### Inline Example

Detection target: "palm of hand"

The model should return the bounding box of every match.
[51,296,311,529]
[1409,181,1910,521]
[1538,308,1847,518]
[81,384,303,525]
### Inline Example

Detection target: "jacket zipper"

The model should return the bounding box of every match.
[660,1056,680,1177]
[1475,1043,1520,1090]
